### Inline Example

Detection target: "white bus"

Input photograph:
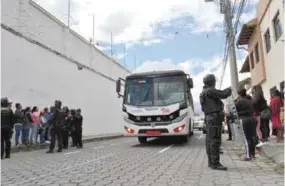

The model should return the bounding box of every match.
[116,70,195,144]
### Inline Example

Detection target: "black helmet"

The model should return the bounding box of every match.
[63,106,69,113]
[55,100,62,108]
[70,109,76,115]
[203,74,216,86]
[1,97,10,107]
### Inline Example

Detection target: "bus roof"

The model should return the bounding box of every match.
[126,70,187,79]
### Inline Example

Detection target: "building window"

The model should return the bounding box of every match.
[250,52,254,69]
[264,28,271,53]
[273,11,283,41]
[254,43,260,63]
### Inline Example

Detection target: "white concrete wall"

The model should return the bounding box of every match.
[259,0,285,101]
[1,0,130,136]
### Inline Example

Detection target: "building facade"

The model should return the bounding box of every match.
[238,0,284,101]
[2,0,130,136]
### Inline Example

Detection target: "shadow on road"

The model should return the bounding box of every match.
[131,136,192,148]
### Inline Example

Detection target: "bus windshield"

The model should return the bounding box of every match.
[124,76,186,106]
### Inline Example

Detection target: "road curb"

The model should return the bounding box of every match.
[10,134,123,154]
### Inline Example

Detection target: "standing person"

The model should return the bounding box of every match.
[75,108,83,148]
[22,107,32,145]
[1,98,14,159]
[42,107,49,142]
[30,106,40,144]
[14,103,25,146]
[70,109,77,147]
[235,88,256,161]
[252,85,269,145]
[224,108,234,141]
[62,106,71,149]
[45,106,55,142]
[47,100,65,153]
[200,74,231,171]
[39,110,48,144]
[270,89,284,142]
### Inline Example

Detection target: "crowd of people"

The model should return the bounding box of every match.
[1,98,83,159]
[225,85,284,147]
[200,74,284,171]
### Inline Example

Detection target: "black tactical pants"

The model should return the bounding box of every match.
[1,127,12,158]
[241,117,256,158]
[205,113,223,165]
[75,127,82,147]
[70,130,76,146]
[62,130,69,149]
[49,127,63,151]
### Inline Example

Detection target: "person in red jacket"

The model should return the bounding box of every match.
[270,89,284,142]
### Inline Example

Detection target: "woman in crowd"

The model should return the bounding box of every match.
[30,106,40,144]
[270,89,284,142]
[235,88,256,160]
[252,85,270,145]
[23,107,33,145]
[39,109,48,144]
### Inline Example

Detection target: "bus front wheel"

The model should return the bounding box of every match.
[138,137,147,144]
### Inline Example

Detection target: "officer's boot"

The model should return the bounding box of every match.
[57,149,62,152]
[5,154,10,159]
[46,150,54,153]
[211,162,227,171]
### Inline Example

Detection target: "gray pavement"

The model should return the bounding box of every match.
[260,141,284,166]
[1,132,284,186]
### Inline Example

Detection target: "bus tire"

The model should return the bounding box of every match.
[182,135,188,143]
[138,137,147,144]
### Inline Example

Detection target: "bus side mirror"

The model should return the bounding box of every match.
[116,79,124,98]
[188,78,193,89]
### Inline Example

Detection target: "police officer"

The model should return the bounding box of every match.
[75,109,83,148]
[62,106,71,149]
[1,97,14,159]
[70,109,77,147]
[47,100,65,153]
[200,74,231,171]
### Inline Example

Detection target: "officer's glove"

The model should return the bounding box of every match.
[225,88,232,97]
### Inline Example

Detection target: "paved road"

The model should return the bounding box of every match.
[1,132,284,186]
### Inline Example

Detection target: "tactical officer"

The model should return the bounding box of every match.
[1,97,14,159]
[62,106,71,149]
[70,109,77,147]
[47,100,65,153]
[75,109,83,148]
[200,74,231,171]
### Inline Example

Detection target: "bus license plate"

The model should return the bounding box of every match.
[146,131,161,135]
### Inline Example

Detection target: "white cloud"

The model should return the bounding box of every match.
[36,0,225,45]
[134,54,250,114]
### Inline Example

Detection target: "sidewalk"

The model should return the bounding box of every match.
[260,140,284,167]
[10,133,123,153]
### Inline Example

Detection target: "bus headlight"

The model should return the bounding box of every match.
[172,112,187,123]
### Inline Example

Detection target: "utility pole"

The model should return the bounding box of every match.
[123,44,126,66]
[206,0,239,96]
[110,32,113,59]
[92,14,95,45]
[67,0,71,28]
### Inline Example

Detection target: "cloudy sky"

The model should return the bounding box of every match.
[35,0,258,113]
